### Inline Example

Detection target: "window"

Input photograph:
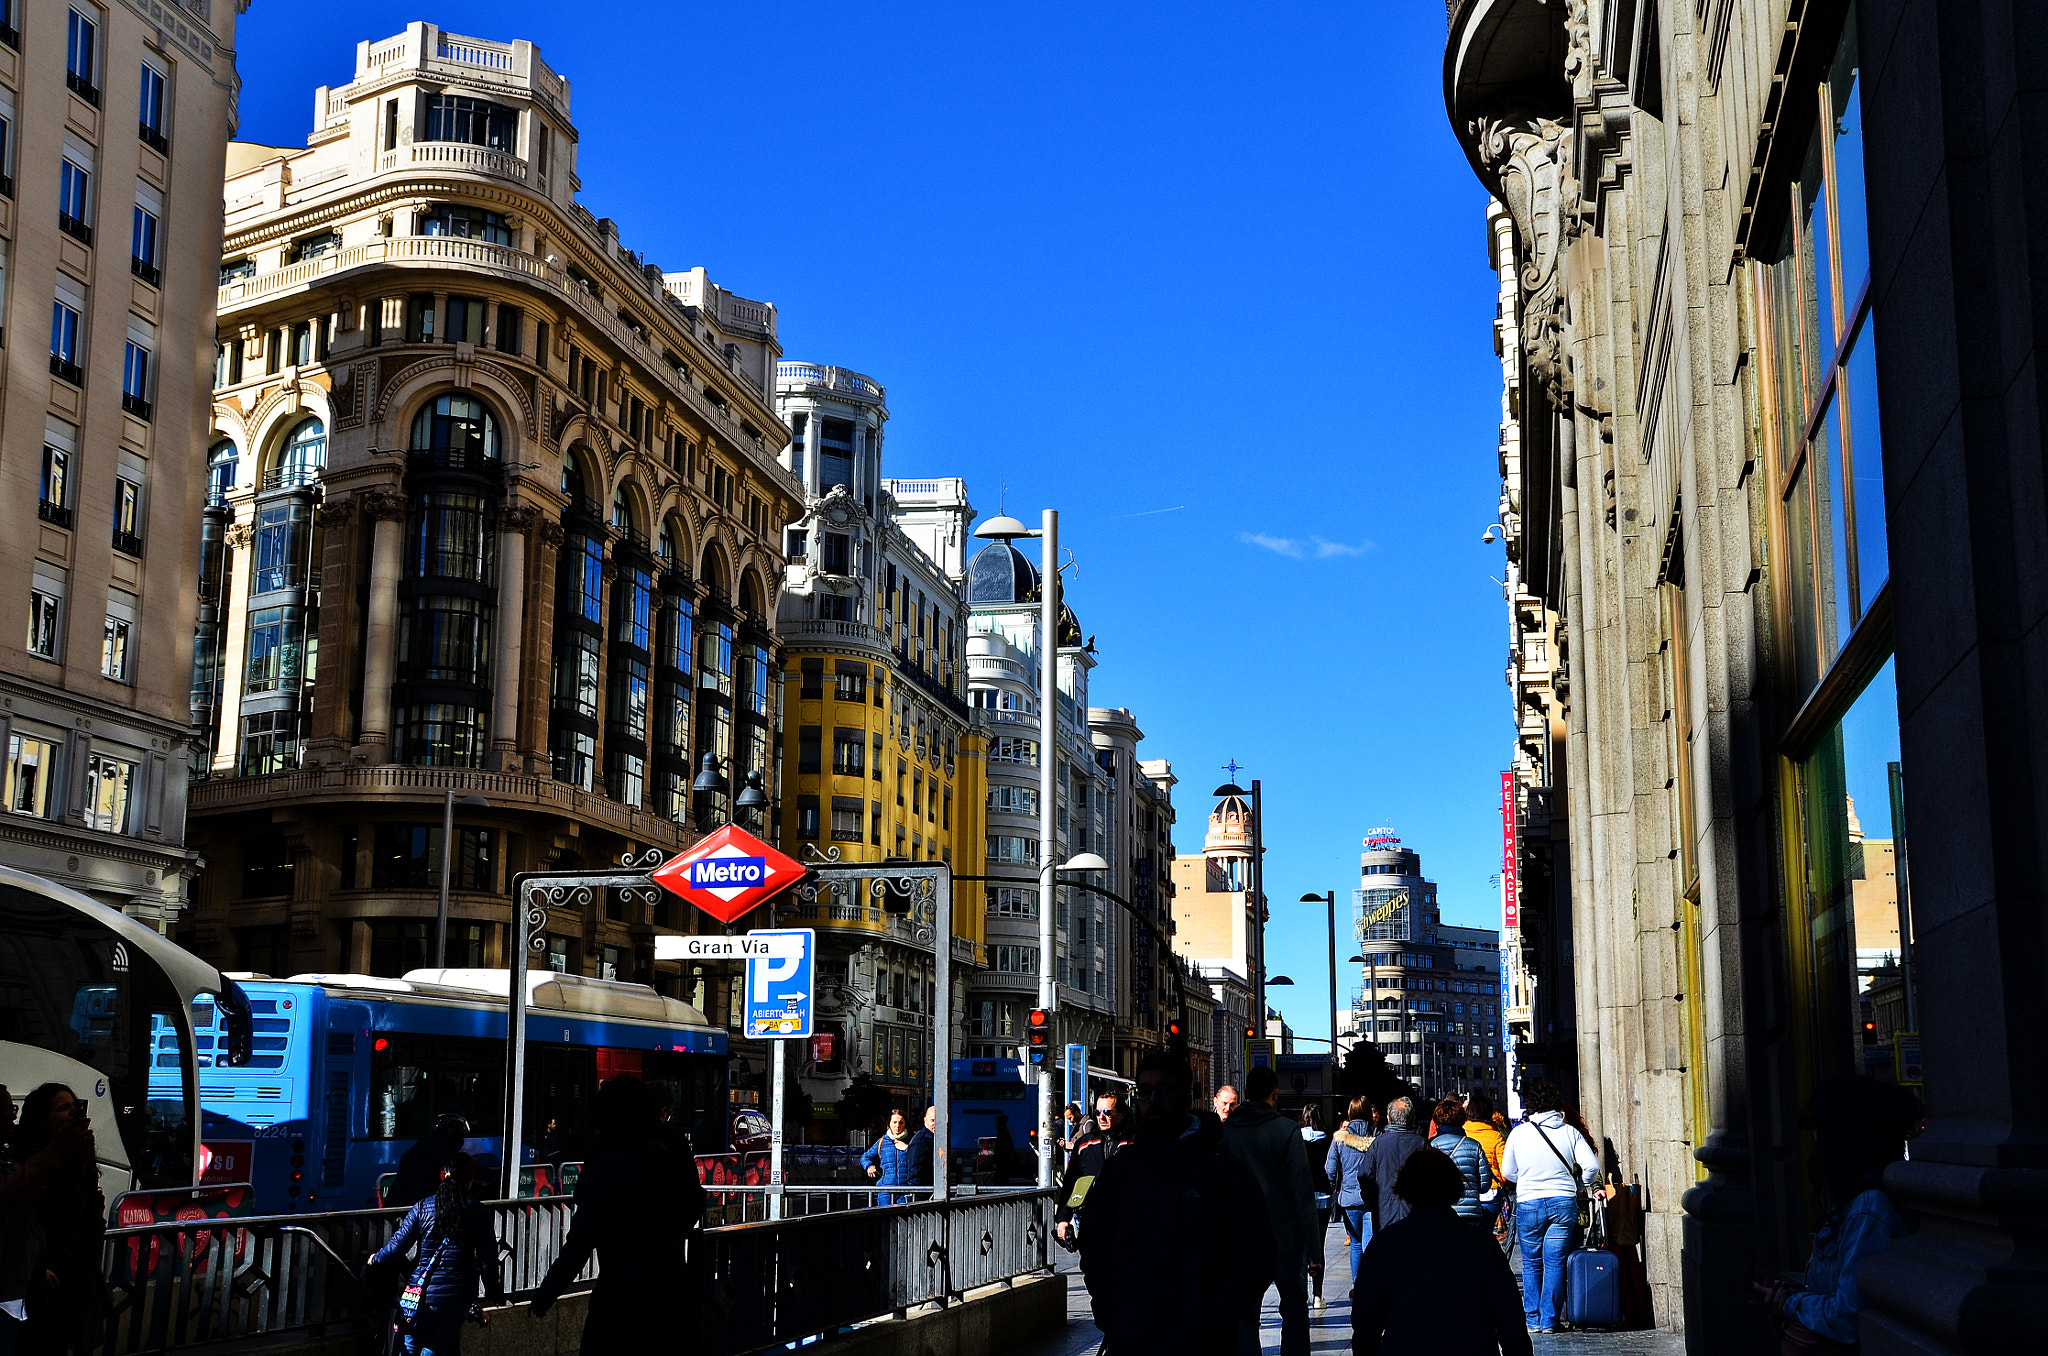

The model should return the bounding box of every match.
[6,735,57,816]
[100,590,135,681]
[39,448,71,526]
[66,9,98,104]
[423,95,517,149]
[990,887,1036,919]
[821,533,850,576]
[409,393,499,466]
[383,98,398,152]
[799,659,824,699]
[445,295,486,345]
[830,798,863,843]
[817,594,851,623]
[27,590,60,659]
[239,710,301,776]
[252,499,312,592]
[112,478,142,555]
[797,796,820,839]
[406,293,435,343]
[268,418,326,490]
[131,205,160,285]
[987,835,1039,864]
[122,342,151,419]
[495,304,522,356]
[831,728,865,776]
[207,441,237,507]
[785,528,809,563]
[420,204,511,245]
[993,946,1039,975]
[49,299,82,385]
[990,737,1038,765]
[83,754,133,834]
[399,595,491,686]
[244,606,306,693]
[394,704,487,768]
[137,63,167,151]
[798,726,821,774]
[287,322,312,367]
[819,418,855,493]
[552,729,596,790]
[57,160,91,243]
[988,785,1040,815]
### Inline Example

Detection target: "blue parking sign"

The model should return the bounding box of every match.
[743,929,813,1039]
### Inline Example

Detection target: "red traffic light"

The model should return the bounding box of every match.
[1027,1008,1052,1065]
[1028,1008,1051,1029]
[1167,1020,1182,1037]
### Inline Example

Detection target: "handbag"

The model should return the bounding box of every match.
[1530,1121,1593,1233]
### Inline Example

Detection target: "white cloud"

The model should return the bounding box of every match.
[1240,532,1373,560]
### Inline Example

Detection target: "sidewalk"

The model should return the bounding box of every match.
[1015,1225,1684,1355]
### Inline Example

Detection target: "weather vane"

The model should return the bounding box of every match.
[1222,758,1244,779]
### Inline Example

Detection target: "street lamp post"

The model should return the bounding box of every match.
[974,509,1059,1189]
[1302,890,1337,1125]
[435,790,490,968]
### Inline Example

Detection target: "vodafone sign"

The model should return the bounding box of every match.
[651,824,805,925]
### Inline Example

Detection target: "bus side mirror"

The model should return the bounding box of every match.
[217,980,254,1067]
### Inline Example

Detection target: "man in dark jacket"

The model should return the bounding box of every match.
[1224,1067,1319,1356]
[532,1077,708,1351]
[1355,1096,1427,1231]
[905,1105,937,1191]
[1079,1053,1274,1356]
[1352,1147,1531,1355]
[1055,1092,1131,1243]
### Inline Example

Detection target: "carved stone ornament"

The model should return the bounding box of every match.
[501,503,540,535]
[315,498,357,529]
[1473,103,1582,408]
[223,522,254,551]
[537,518,566,549]
[815,483,859,527]
[359,487,409,522]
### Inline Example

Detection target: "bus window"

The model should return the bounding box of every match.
[368,1033,504,1139]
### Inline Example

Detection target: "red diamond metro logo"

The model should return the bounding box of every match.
[650,825,807,926]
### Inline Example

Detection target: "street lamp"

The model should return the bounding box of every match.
[976,508,1061,1187]
[734,769,770,826]
[1301,889,1338,1124]
[692,752,731,831]
[435,791,490,968]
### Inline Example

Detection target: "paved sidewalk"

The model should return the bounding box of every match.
[1014,1226,1683,1355]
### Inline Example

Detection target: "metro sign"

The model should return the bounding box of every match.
[650,824,805,925]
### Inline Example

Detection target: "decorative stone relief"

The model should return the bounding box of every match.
[501,504,540,536]
[223,522,253,551]
[359,487,408,523]
[536,519,566,550]
[315,498,356,529]
[1473,105,1582,408]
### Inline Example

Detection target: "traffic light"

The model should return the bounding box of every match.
[1862,1018,1878,1046]
[1245,1025,1257,1040]
[1166,1014,1188,1060]
[1026,1007,1053,1066]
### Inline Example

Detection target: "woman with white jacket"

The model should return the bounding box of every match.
[1499,1080,1603,1334]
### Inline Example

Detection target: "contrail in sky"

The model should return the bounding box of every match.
[1116,505,1186,518]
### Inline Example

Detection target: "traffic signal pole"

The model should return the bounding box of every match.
[1037,508,1059,1190]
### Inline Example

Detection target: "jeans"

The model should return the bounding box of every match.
[402,1322,463,1356]
[1516,1194,1580,1330]
[1238,1247,1310,1356]
[1341,1207,1372,1282]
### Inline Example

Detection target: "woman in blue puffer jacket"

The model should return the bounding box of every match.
[861,1109,918,1204]
[1427,1095,1495,1226]
[1322,1096,1379,1285]
[369,1153,505,1355]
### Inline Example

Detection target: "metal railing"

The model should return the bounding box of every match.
[99,1188,1052,1355]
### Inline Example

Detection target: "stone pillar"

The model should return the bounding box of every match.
[492,505,535,771]
[356,488,408,759]
[211,515,255,776]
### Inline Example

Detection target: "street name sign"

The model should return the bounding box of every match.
[742,928,814,1039]
[654,933,808,961]
[649,824,805,924]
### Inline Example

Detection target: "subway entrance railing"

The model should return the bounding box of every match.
[100,1187,1055,1355]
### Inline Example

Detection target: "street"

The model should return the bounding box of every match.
[1018,1228,1683,1355]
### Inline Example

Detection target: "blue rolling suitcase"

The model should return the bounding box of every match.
[1563,1246,1624,1328]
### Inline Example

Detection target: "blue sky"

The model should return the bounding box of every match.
[234,3,1507,1047]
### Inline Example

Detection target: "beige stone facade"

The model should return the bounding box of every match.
[178,24,801,1005]
[0,1,245,928]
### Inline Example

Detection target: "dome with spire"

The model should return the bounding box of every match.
[1205,794,1255,857]
[968,539,1040,603]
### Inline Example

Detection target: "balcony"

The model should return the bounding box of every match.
[131,256,161,287]
[776,362,885,403]
[139,122,170,156]
[122,393,153,422]
[49,355,82,387]
[779,619,885,647]
[38,500,72,529]
[261,465,322,491]
[394,142,529,183]
[111,528,143,557]
[65,72,99,106]
[58,213,93,247]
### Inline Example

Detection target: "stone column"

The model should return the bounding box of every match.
[211,515,255,775]
[356,488,408,759]
[492,505,536,771]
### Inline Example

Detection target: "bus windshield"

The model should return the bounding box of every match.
[0,882,197,1191]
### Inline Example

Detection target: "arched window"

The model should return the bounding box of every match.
[659,521,680,565]
[207,440,237,507]
[269,418,325,490]
[699,548,725,603]
[612,489,634,533]
[409,393,499,466]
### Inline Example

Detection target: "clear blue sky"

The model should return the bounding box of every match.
[233,3,1508,1047]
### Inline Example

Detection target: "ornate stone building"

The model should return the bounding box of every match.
[767,372,986,1133]
[179,25,801,1014]
[1450,0,2048,1348]
[0,1,247,928]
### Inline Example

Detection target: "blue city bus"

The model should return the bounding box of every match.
[147,968,728,1212]
[947,1057,1130,1180]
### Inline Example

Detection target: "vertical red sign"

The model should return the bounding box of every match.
[1501,772,1520,931]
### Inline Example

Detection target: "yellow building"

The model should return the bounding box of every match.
[768,370,984,1135]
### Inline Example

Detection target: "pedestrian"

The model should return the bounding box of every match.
[1461,1093,1508,1235]
[389,1115,469,1210]
[6,1085,105,1356]
[905,1106,937,1195]
[1753,1076,1922,1347]
[1323,1096,1378,1288]
[1350,1147,1533,1356]
[535,1117,565,1173]
[988,1112,1017,1183]
[1058,1102,1084,1164]
[368,1153,505,1355]
[1213,1084,1241,1123]
[1055,1092,1132,1247]
[531,1076,707,1352]
[861,1109,917,1204]
[1298,1106,1334,1310]
[1223,1066,1318,1356]
[1428,1097,1494,1226]
[1078,1052,1273,1356]
[1355,1095,1428,1232]
[1499,1078,1602,1334]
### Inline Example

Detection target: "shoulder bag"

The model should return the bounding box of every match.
[1530,1122,1593,1235]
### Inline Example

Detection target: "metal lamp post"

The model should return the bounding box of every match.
[974,509,1059,1189]
[1301,890,1338,1121]
[435,791,490,968]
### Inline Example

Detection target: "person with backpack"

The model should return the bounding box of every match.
[1427,1096,1494,1227]
[1499,1079,1602,1334]
[1323,1097,1379,1288]
[1055,1092,1132,1246]
[368,1153,505,1355]
[1297,1105,1334,1310]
